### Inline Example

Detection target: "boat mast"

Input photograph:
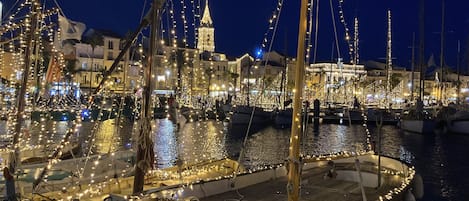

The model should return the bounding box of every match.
[411,32,415,102]
[353,17,359,99]
[133,0,165,194]
[457,40,461,104]
[418,0,425,102]
[12,0,39,168]
[439,0,446,103]
[7,0,39,198]
[287,0,308,200]
[385,10,392,109]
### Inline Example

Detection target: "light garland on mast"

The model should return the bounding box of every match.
[260,0,284,51]
[337,0,354,63]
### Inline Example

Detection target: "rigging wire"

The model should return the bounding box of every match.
[305,0,314,63]
[1,0,22,23]
[313,0,320,63]
[337,0,354,62]
[139,0,149,23]
[233,0,285,190]
[329,0,341,59]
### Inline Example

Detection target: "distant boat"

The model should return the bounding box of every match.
[446,112,469,134]
[229,105,272,126]
[438,105,469,135]
[400,107,436,134]
[366,108,400,125]
[400,118,436,134]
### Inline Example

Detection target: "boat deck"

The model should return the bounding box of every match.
[202,162,404,201]
[32,159,239,200]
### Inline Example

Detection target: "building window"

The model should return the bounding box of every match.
[108,52,114,60]
[108,40,114,50]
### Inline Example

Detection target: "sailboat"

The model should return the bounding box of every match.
[441,40,469,135]
[120,1,422,201]
[399,1,436,134]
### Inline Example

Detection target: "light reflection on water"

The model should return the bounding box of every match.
[1,120,468,200]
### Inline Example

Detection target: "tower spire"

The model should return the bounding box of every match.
[201,0,213,26]
[197,0,215,52]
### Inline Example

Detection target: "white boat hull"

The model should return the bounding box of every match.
[135,154,419,201]
[400,119,435,134]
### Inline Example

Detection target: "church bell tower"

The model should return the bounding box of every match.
[197,0,215,52]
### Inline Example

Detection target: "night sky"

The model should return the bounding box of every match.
[4,0,469,69]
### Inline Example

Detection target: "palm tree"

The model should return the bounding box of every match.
[205,68,214,95]
[230,72,239,93]
[64,58,79,83]
[390,73,403,89]
[84,31,104,95]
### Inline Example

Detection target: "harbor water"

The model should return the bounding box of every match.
[1,119,468,200]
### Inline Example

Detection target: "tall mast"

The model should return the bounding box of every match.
[353,17,359,97]
[385,10,392,109]
[457,40,461,104]
[411,32,416,102]
[133,0,165,194]
[439,0,446,103]
[7,0,39,199]
[418,0,425,101]
[287,0,309,200]
[12,0,39,168]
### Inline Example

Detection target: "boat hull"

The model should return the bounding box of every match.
[400,119,435,134]
[447,120,469,135]
[135,154,419,201]
[229,106,272,125]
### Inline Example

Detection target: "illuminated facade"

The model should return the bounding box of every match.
[307,62,366,104]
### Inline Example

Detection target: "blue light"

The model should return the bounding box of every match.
[81,109,91,118]
[255,48,263,59]
[62,115,68,121]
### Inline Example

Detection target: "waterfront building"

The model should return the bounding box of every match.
[307,61,366,105]
[63,29,136,94]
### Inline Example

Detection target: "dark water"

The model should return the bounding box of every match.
[2,119,469,200]
[368,125,469,201]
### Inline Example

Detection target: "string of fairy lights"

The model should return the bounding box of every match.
[260,0,283,52]
[337,0,354,63]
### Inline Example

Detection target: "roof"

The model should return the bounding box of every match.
[94,29,122,38]
[83,28,122,40]
[363,60,405,71]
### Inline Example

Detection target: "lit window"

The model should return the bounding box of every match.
[108,40,114,49]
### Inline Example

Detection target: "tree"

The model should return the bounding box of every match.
[64,58,79,83]
[230,72,239,92]
[83,31,104,94]
[390,73,403,89]
[205,68,214,95]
